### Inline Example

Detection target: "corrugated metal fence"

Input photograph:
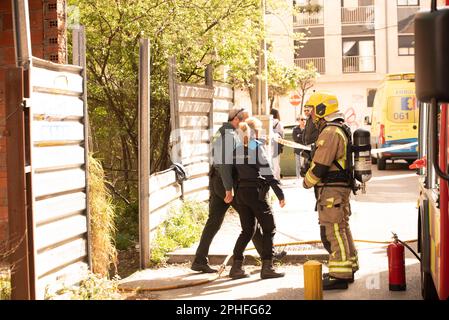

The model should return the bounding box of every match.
[6,56,89,299]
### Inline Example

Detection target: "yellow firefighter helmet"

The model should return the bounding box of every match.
[304,92,339,119]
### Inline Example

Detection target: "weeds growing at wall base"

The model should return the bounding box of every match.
[150,200,208,266]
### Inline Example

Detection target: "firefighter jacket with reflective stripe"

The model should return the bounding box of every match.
[303,122,349,189]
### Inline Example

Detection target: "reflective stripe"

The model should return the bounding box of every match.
[305,171,320,185]
[334,223,347,261]
[334,127,347,169]
[329,261,353,267]
[329,267,353,274]
[326,197,334,208]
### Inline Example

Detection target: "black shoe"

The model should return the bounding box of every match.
[191,261,218,273]
[273,250,287,262]
[229,260,250,280]
[323,272,354,284]
[322,276,349,290]
[261,259,285,279]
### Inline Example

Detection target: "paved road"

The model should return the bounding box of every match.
[121,162,423,300]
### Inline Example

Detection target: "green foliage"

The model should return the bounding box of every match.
[296,62,320,114]
[114,202,139,251]
[0,270,11,300]
[48,273,122,300]
[68,0,271,251]
[267,55,319,112]
[70,0,266,181]
[150,201,208,266]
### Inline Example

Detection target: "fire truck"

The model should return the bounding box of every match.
[414,0,449,300]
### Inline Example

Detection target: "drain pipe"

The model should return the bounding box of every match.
[11,0,32,69]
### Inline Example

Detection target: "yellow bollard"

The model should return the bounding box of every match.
[303,260,323,300]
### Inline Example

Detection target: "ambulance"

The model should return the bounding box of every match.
[369,73,418,170]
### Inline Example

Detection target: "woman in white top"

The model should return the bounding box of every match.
[270,108,284,182]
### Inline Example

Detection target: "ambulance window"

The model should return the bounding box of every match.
[387,96,417,123]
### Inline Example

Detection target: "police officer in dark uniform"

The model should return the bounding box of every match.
[229,118,285,279]
[191,107,285,273]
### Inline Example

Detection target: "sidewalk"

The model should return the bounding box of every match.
[119,173,421,300]
[119,167,422,299]
[167,177,418,265]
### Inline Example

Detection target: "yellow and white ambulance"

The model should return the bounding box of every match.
[370,73,418,170]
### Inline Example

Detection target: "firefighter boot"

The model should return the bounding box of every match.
[322,276,349,290]
[229,260,249,279]
[261,259,285,279]
[323,272,354,283]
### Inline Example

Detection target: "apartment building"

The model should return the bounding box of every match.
[265,0,437,128]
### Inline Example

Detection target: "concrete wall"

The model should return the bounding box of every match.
[0,0,67,243]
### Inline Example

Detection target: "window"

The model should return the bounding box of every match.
[397,0,419,6]
[398,35,415,56]
[367,89,377,108]
[341,0,373,7]
[397,2,419,55]
[49,54,59,62]
[342,39,375,73]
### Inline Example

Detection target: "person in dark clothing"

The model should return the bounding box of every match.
[229,117,286,280]
[299,106,320,177]
[191,107,286,274]
[292,116,306,180]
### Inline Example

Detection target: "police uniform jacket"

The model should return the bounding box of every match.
[234,140,284,201]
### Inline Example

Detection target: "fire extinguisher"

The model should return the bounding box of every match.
[387,233,406,291]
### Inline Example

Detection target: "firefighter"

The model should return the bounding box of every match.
[302,92,359,290]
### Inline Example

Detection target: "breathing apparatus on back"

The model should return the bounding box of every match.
[305,92,372,194]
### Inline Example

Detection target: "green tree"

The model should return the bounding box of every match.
[70,0,266,248]
[297,62,319,115]
[267,55,318,117]
[267,55,298,110]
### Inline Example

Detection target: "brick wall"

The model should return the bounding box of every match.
[0,0,66,244]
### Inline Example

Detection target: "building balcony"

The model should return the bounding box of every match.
[341,6,375,24]
[294,57,326,74]
[342,55,376,73]
[293,12,324,26]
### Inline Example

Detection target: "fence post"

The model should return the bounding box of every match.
[138,39,151,269]
[6,68,31,300]
[11,0,32,68]
[168,57,185,199]
[205,65,214,166]
[72,25,92,271]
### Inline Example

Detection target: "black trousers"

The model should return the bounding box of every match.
[194,174,265,264]
[232,187,276,261]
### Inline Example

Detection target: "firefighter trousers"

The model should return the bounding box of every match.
[317,186,359,280]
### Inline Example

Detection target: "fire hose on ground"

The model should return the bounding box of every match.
[118,237,418,294]
[119,141,421,293]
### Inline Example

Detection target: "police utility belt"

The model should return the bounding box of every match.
[237,178,270,201]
